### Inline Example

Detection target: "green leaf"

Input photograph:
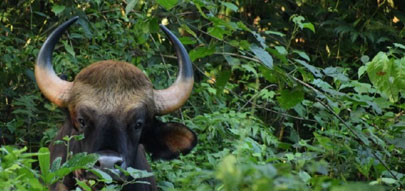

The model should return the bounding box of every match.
[264,30,286,37]
[295,59,322,77]
[323,67,349,82]
[358,65,367,78]
[125,0,138,15]
[216,155,240,184]
[360,55,370,64]
[179,37,196,45]
[274,46,287,55]
[215,70,232,95]
[62,153,98,169]
[302,22,315,33]
[156,0,178,10]
[224,55,240,66]
[250,44,273,68]
[259,65,278,83]
[75,179,92,191]
[236,21,251,32]
[393,43,405,50]
[90,168,113,184]
[52,168,72,183]
[181,24,197,38]
[207,26,226,40]
[298,171,311,183]
[381,177,397,184]
[331,183,384,191]
[366,52,405,102]
[51,5,65,15]
[148,17,159,33]
[293,50,310,61]
[221,2,238,12]
[50,157,62,172]
[277,88,304,109]
[251,31,267,48]
[127,167,154,179]
[38,147,50,183]
[63,41,75,57]
[189,46,215,62]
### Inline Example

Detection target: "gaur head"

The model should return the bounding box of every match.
[35,16,197,187]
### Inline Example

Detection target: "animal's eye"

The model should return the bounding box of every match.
[78,118,86,128]
[134,121,143,129]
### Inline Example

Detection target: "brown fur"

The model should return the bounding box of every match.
[164,124,195,153]
[67,60,155,117]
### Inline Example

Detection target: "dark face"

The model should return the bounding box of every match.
[72,104,148,170]
[65,103,197,185]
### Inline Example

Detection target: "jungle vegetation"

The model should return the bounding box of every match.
[1,0,405,190]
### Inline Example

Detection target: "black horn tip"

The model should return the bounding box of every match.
[37,16,80,68]
[69,16,80,22]
[158,24,193,79]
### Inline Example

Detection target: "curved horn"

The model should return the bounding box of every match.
[35,16,78,107]
[154,25,194,115]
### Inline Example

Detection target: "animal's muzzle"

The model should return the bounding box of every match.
[95,150,126,180]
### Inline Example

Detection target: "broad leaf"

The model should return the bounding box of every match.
[62,153,98,169]
[38,147,50,183]
[156,0,178,10]
[323,67,349,82]
[366,52,405,102]
[215,70,232,95]
[51,5,65,15]
[221,2,238,12]
[125,0,138,15]
[277,88,304,109]
[127,167,154,179]
[295,59,322,77]
[63,41,75,57]
[90,168,113,184]
[250,44,273,68]
[189,46,215,62]
[302,22,315,33]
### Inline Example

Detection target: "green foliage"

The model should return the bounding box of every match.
[1,0,405,190]
[363,51,405,102]
[0,146,45,191]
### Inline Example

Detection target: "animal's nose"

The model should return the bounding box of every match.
[95,155,124,169]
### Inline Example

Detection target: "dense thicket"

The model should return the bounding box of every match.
[1,0,405,190]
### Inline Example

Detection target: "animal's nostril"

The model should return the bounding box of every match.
[95,160,101,167]
[96,155,124,169]
[115,160,123,167]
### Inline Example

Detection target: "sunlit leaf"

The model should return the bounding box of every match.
[156,0,178,10]
[366,52,405,102]
[38,147,50,183]
[302,22,315,33]
[51,5,65,15]
[221,2,238,12]
[125,0,138,15]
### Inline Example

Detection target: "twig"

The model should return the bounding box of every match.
[315,98,401,186]
[238,84,276,112]
[215,52,261,63]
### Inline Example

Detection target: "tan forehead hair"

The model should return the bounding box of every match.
[67,61,155,115]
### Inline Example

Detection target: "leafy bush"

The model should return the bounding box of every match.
[1,0,405,190]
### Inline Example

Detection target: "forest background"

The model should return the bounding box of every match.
[1,0,405,190]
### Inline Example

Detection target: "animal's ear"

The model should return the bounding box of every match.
[141,120,197,160]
